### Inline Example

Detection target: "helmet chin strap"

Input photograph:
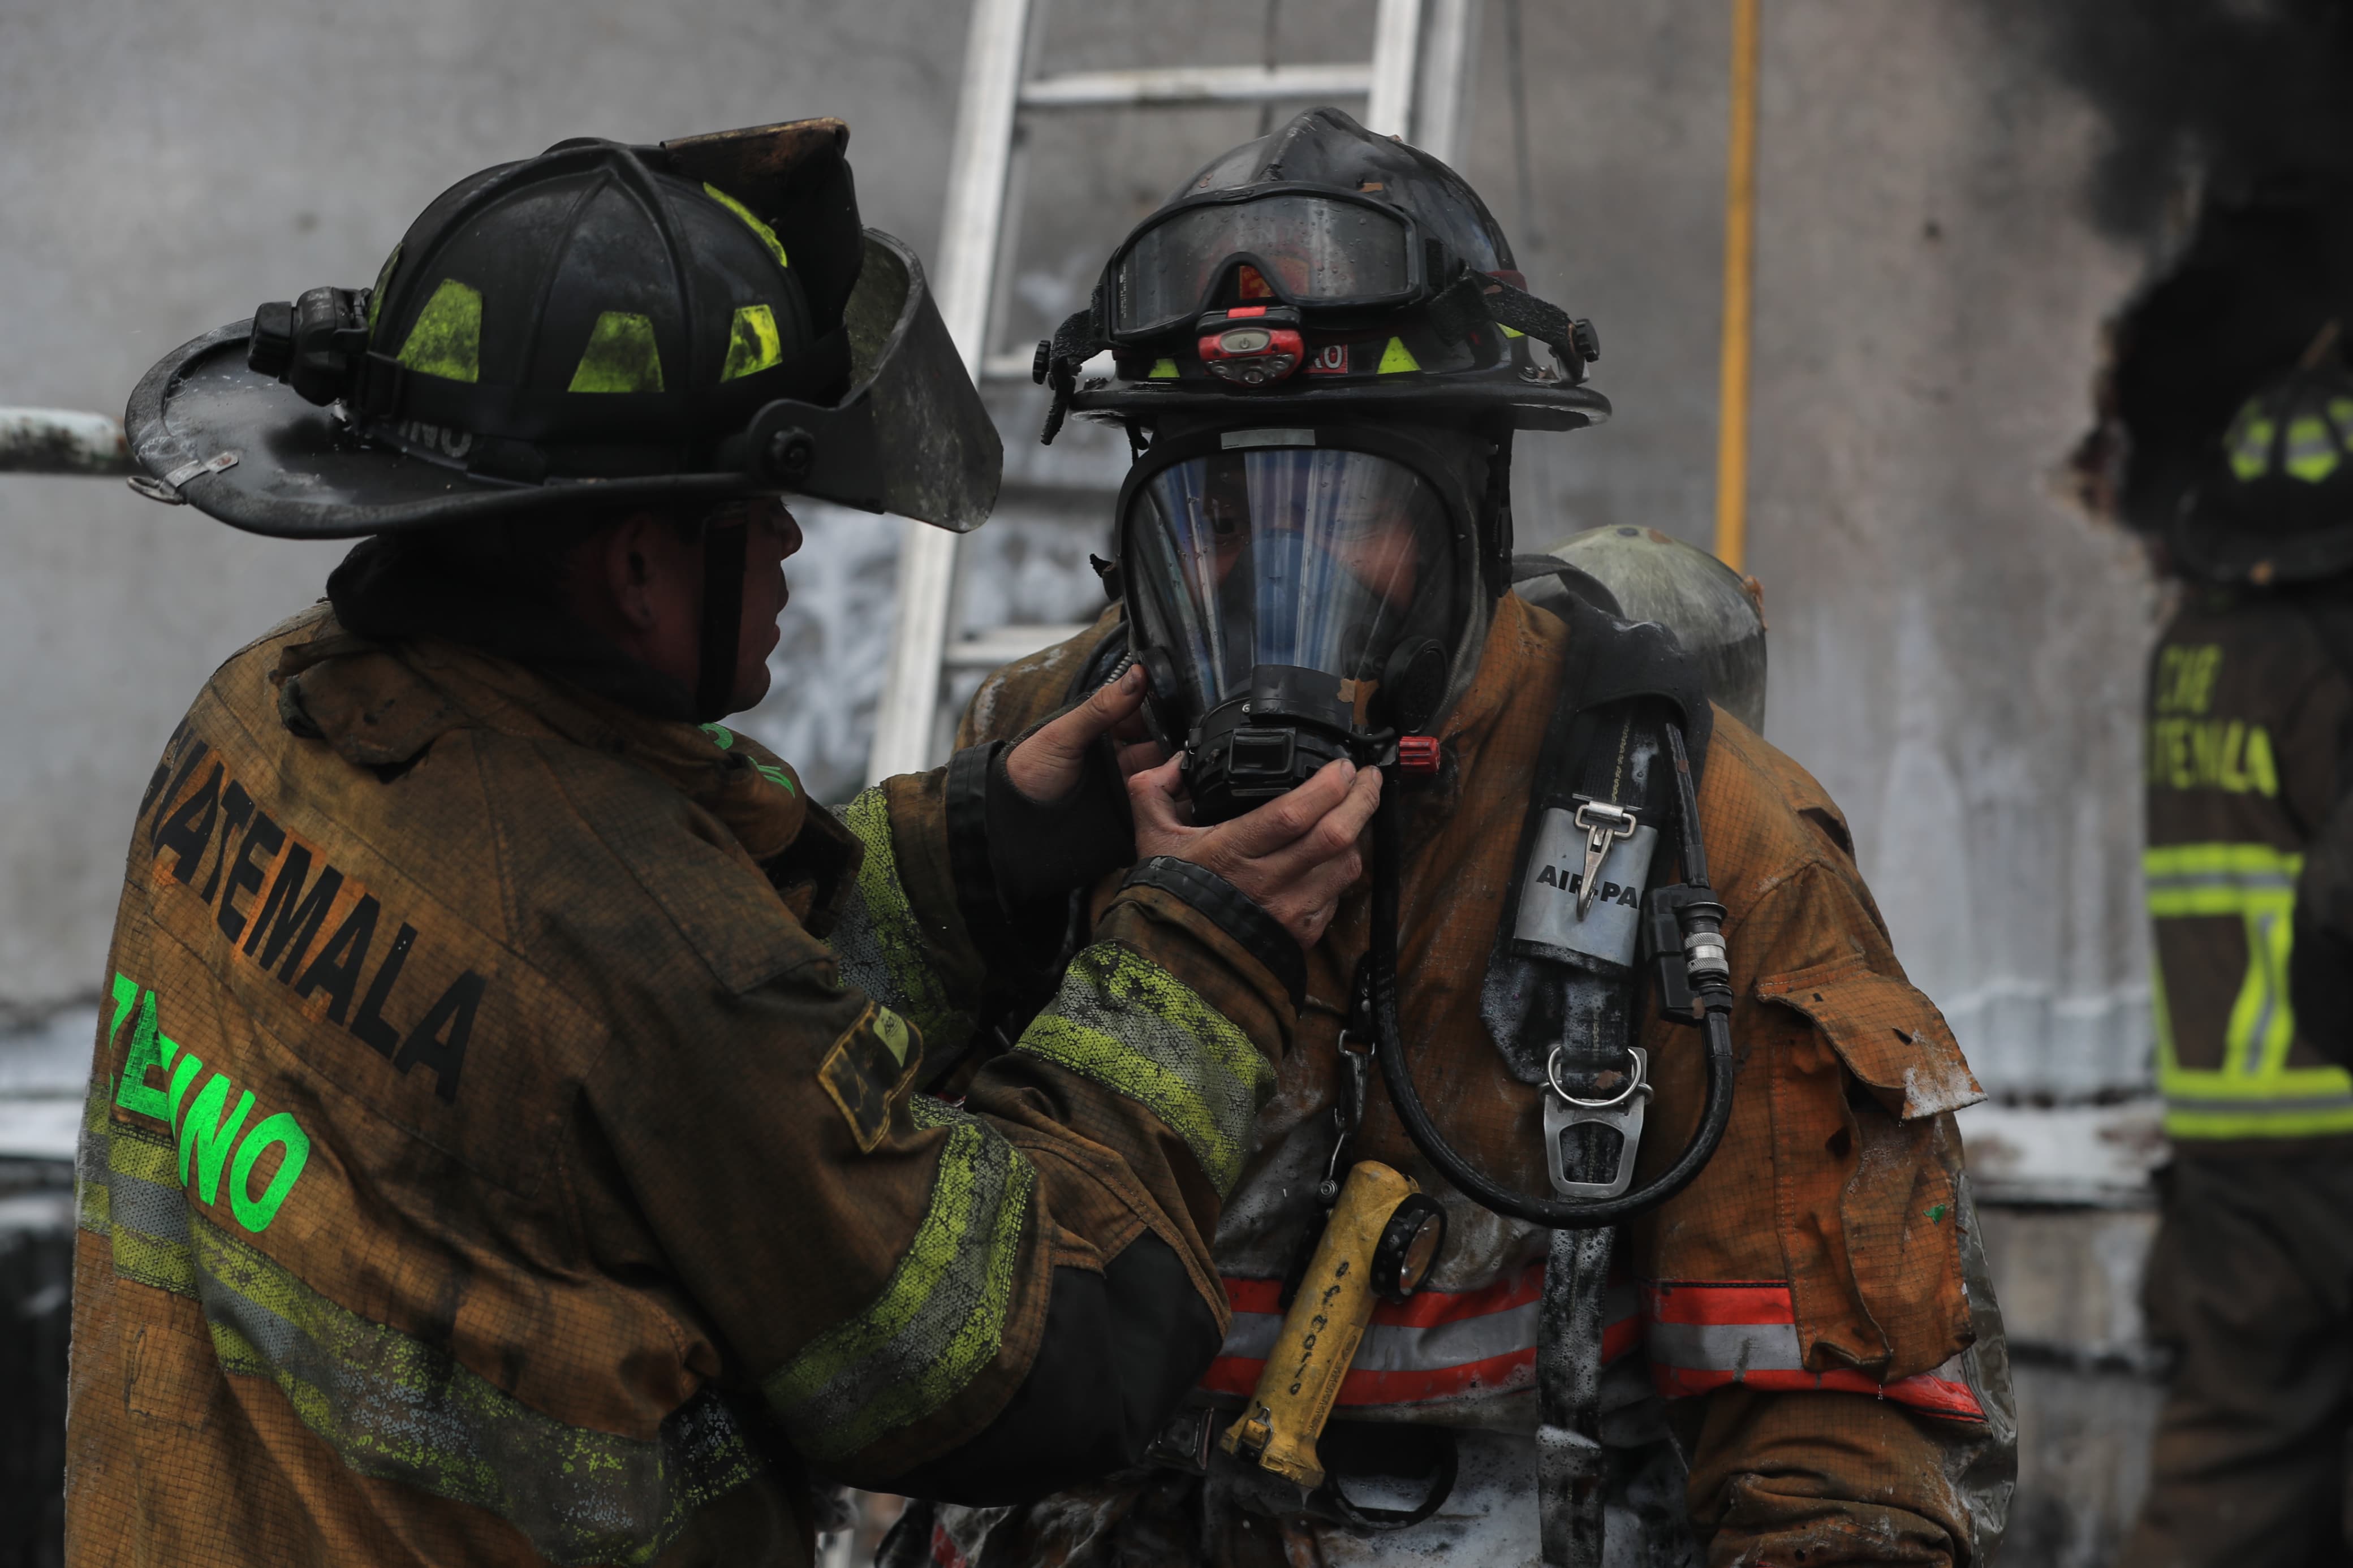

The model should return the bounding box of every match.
[694,515,749,722]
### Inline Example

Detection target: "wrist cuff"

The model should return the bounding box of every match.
[1121,856,1306,1009]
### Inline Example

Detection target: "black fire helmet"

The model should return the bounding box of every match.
[1033,107,1610,443]
[2174,332,2353,586]
[123,120,1001,538]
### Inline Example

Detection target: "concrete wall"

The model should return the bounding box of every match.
[1,1,2179,1561]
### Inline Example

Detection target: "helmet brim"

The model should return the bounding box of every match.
[2170,501,2353,585]
[126,230,1003,538]
[124,321,776,538]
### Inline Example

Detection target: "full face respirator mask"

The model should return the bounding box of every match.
[1117,425,1487,824]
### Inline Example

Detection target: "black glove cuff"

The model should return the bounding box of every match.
[982,734,1137,909]
[945,741,1004,932]
[1121,856,1305,1010]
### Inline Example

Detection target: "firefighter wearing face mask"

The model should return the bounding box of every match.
[69,121,1380,1568]
[915,107,2015,1568]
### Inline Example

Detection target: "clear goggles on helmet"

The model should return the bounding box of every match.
[1120,440,1465,736]
[1107,187,1432,341]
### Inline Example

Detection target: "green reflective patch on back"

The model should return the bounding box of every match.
[366,244,402,340]
[568,312,665,393]
[1377,336,1422,374]
[703,183,789,270]
[722,304,785,381]
[396,279,483,383]
[1148,358,1180,379]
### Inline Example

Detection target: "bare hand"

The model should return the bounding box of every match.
[1003,664,1167,802]
[1129,755,1383,948]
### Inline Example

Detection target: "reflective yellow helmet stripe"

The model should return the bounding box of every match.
[702,183,789,270]
[721,304,785,381]
[567,312,665,394]
[2285,413,2341,483]
[395,278,482,383]
[364,244,401,341]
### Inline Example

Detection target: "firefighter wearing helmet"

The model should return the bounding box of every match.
[70,120,1378,1566]
[926,108,2015,1568]
[2123,328,2353,1565]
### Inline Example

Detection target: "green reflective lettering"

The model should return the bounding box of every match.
[229,1112,310,1233]
[2246,723,2278,797]
[179,1073,256,1203]
[166,1051,206,1134]
[113,992,179,1122]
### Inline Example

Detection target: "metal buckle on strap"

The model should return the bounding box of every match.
[1569,797,1638,917]
[1542,1045,1651,1199]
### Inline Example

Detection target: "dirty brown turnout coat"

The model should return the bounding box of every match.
[65,606,1294,1566]
[949,592,2016,1568]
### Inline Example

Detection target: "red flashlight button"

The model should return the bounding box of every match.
[1397,736,1441,776]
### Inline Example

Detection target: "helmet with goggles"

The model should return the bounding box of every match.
[1035,107,1606,438]
[1055,110,1609,822]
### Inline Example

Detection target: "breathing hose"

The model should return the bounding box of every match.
[1368,722,1739,1229]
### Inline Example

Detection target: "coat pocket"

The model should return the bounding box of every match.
[1757,957,1982,1120]
[1757,956,1983,1383]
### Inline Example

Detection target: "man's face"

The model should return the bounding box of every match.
[1197,484,1421,611]
[730,496,805,710]
[561,495,805,715]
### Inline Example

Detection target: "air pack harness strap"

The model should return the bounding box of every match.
[1372,583,1726,1568]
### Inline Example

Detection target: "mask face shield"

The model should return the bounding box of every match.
[1120,433,1473,822]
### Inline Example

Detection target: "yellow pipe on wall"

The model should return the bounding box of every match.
[1714,0,1760,572]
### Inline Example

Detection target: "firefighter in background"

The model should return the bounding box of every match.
[910,109,2013,1568]
[71,122,1379,1566]
[2125,330,2353,1566]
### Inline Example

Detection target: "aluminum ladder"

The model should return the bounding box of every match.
[863,0,1485,782]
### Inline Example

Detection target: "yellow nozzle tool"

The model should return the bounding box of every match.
[1219,1160,1447,1490]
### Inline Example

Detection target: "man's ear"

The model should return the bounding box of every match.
[603,512,670,631]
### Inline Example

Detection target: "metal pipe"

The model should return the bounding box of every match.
[1364,0,1424,137]
[1413,0,1483,165]
[1020,62,1373,108]
[0,408,132,477]
[1713,0,1761,571]
[868,0,1033,784]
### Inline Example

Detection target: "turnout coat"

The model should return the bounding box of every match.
[940,591,2016,1568]
[66,604,1295,1567]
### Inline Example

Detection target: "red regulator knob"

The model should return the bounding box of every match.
[1395,735,1441,776]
